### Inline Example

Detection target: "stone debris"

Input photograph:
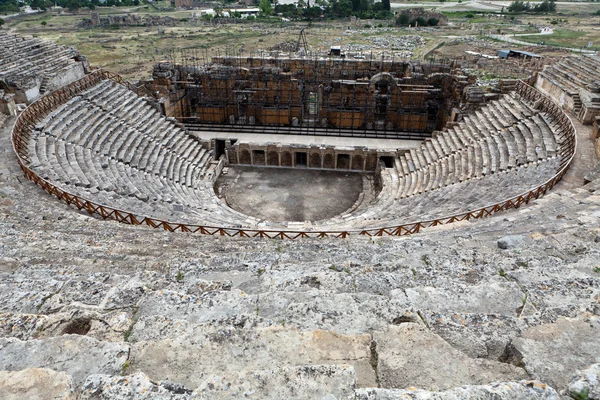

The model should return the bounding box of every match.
[321,32,425,55]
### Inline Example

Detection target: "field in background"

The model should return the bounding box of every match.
[4,1,600,80]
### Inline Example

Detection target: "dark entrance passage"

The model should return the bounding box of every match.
[215,139,226,160]
[295,152,307,167]
[380,156,394,168]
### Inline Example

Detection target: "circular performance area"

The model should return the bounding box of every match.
[215,167,368,223]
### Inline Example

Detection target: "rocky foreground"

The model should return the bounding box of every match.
[0,118,599,399]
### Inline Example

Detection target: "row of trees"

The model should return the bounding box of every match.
[0,0,140,12]
[507,0,556,13]
[0,0,20,13]
[263,0,392,20]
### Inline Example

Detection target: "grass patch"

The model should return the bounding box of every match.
[517,29,592,49]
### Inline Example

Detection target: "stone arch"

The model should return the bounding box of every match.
[323,153,335,169]
[267,151,279,166]
[337,154,350,170]
[239,149,251,164]
[352,154,364,171]
[281,151,292,167]
[253,150,265,165]
[309,153,321,169]
[370,72,395,92]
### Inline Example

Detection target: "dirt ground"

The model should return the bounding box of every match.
[214,166,366,222]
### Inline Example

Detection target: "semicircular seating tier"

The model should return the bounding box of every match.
[315,91,566,230]
[0,30,87,102]
[23,77,571,232]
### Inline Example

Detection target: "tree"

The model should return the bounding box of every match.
[381,0,389,11]
[507,0,530,12]
[427,17,438,26]
[0,18,4,26]
[259,0,273,16]
[532,0,555,12]
[396,13,410,26]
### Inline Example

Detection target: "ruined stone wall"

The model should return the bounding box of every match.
[226,142,389,171]
[83,13,177,27]
[535,73,576,113]
[153,59,454,132]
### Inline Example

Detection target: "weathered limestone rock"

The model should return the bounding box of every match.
[421,312,524,359]
[374,323,527,390]
[81,372,192,400]
[130,326,375,388]
[0,313,47,340]
[504,317,600,390]
[194,365,356,399]
[135,288,414,334]
[0,368,76,400]
[403,277,524,316]
[0,336,129,384]
[497,235,528,249]
[568,364,600,400]
[355,380,560,400]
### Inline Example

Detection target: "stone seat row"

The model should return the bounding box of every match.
[28,133,254,227]
[28,79,261,228]
[37,83,213,187]
[319,158,559,230]
[389,96,559,200]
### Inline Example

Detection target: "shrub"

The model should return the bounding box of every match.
[427,17,439,26]
[396,13,410,26]
[410,16,427,26]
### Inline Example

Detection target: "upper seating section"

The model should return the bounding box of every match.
[0,30,87,101]
[536,54,600,124]
[538,55,600,95]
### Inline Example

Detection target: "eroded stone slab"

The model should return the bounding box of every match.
[402,277,524,316]
[374,323,527,390]
[130,326,375,388]
[356,380,560,400]
[0,368,76,400]
[506,317,600,390]
[0,336,129,384]
[81,372,192,400]
[195,364,356,400]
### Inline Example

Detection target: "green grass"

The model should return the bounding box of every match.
[517,29,591,48]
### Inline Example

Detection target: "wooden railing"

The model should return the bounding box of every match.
[11,73,577,239]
